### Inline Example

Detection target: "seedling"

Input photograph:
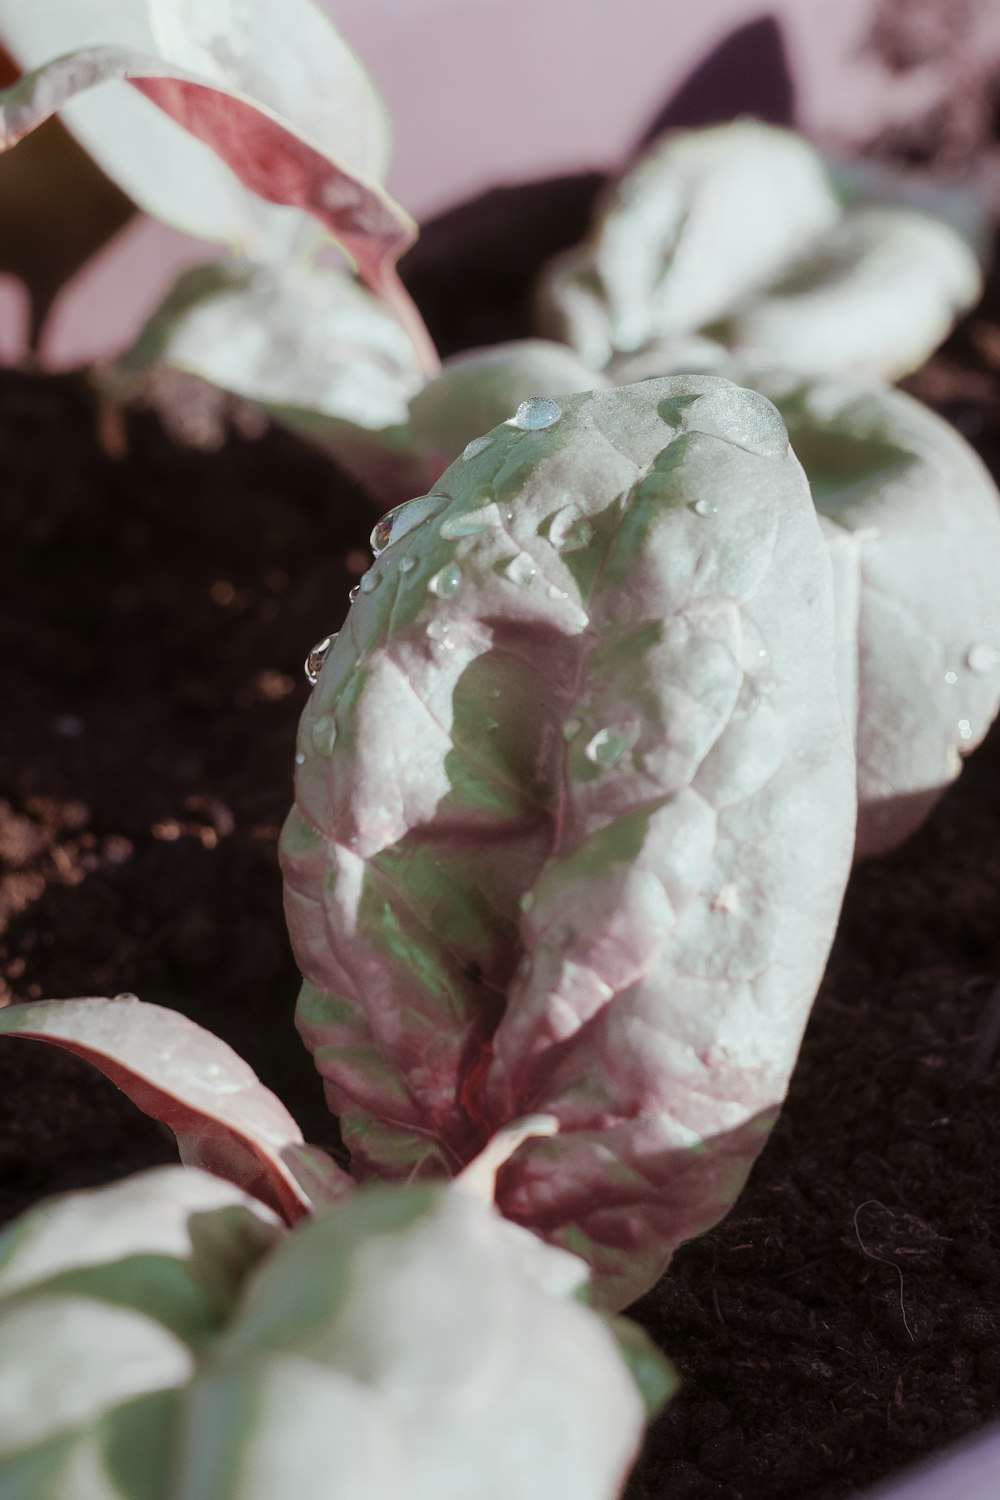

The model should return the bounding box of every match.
[0,7,999,1494]
[0,1011,670,1497]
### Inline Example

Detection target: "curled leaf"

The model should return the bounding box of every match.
[281,376,856,1307]
[194,1181,666,1499]
[537,122,840,366]
[0,1167,668,1498]
[0,997,352,1221]
[537,122,982,380]
[121,258,425,430]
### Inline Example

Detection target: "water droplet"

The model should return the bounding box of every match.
[958,718,974,742]
[547,505,592,552]
[945,671,958,686]
[484,718,499,732]
[429,563,462,597]
[511,397,562,431]
[462,433,494,461]
[489,687,502,700]
[693,499,718,517]
[295,752,306,765]
[502,552,537,588]
[966,643,1000,674]
[546,583,568,601]
[311,715,337,756]
[562,717,582,741]
[399,556,416,573]
[359,568,380,594]
[426,620,454,649]
[584,723,639,767]
[440,502,501,539]
[305,633,337,685]
[348,584,360,604]
[519,891,536,913]
[370,494,448,557]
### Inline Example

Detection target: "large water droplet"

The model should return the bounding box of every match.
[430,563,462,597]
[562,717,582,741]
[966,643,1000,674]
[693,499,718,517]
[305,633,337,685]
[359,569,380,594]
[503,552,537,588]
[584,723,639,767]
[512,397,561,431]
[440,502,502,539]
[311,715,337,756]
[958,718,974,743]
[370,494,448,557]
[462,433,494,461]
[399,556,416,573]
[548,505,592,552]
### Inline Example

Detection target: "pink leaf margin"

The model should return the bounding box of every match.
[0,45,437,374]
[0,995,353,1224]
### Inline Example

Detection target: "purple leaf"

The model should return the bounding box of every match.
[0,996,352,1223]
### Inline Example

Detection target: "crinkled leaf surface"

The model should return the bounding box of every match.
[0,11,414,290]
[0,997,352,1221]
[611,349,1000,857]
[537,122,981,381]
[537,122,840,367]
[281,375,856,1308]
[0,1167,667,1498]
[122,257,425,430]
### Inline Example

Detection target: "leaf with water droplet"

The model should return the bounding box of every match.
[512,397,561,431]
[429,563,463,598]
[281,375,854,1312]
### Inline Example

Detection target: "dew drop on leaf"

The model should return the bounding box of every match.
[370,495,448,557]
[399,556,417,573]
[295,752,306,765]
[429,563,463,597]
[305,634,337,685]
[462,433,494,460]
[348,584,360,604]
[693,499,718,517]
[512,397,561,431]
[359,569,381,594]
[958,718,974,742]
[503,553,538,588]
[585,723,639,767]
[945,670,958,685]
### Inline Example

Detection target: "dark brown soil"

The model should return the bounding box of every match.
[2,163,1000,1500]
